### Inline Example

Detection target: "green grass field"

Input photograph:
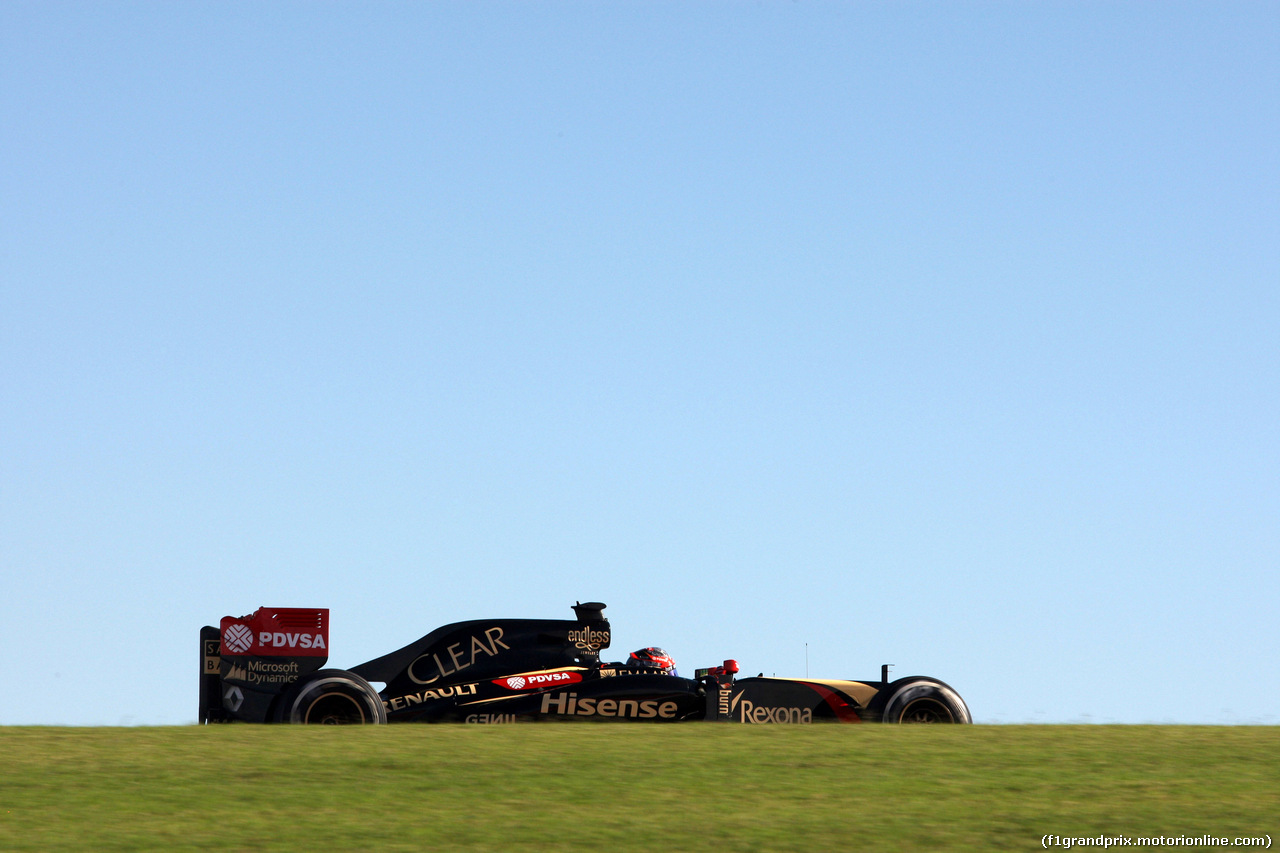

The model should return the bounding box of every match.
[1,725,1275,851]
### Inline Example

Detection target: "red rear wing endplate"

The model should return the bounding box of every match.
[220,607,329,657]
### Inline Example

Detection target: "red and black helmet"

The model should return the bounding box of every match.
[628,647,677,676]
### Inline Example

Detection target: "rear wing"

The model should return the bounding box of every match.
[198,607,329,723]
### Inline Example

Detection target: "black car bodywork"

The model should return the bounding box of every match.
[199,601,970,725]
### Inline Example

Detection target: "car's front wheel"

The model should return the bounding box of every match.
[881,678,971,723]
[277,669,388,724]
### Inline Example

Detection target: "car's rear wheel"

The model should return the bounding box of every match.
[278,669,388,724]
[881,678,971,724]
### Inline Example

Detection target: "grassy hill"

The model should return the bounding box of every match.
[2,724,1275,851]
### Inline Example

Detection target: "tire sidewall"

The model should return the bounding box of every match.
[881,678,971,724]
[279,669,388,724]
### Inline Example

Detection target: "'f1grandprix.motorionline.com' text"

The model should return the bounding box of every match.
[1043,835,1272,849]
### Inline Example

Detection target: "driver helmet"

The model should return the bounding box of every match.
[628,647,677,676]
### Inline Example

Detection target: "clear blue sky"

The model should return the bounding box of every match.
[2,2,1276,725]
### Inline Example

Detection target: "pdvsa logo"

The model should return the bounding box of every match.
[257,631,326,650]
[223,623,254,654]
[220,621,327,655]
[495,672,583,691]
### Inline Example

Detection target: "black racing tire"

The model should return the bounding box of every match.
[278,669,388,725]
[881,678,971,724]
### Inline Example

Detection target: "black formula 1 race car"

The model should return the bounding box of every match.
[198,601,970,725]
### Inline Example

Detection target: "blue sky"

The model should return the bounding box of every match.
[2,2,1276,725]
